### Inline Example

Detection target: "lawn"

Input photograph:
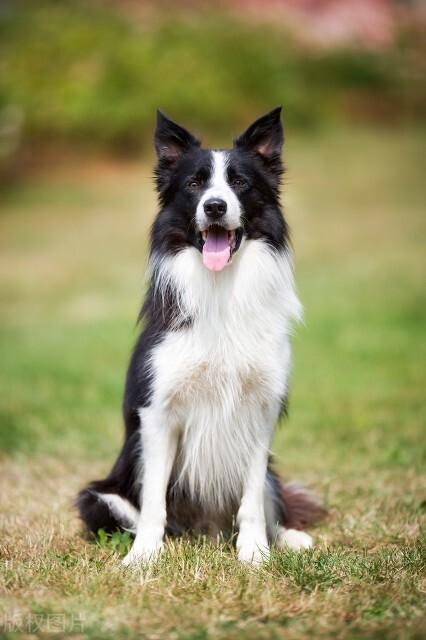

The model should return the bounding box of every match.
[0,127,425,639]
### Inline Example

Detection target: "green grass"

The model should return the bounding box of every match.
[0,126,425,638]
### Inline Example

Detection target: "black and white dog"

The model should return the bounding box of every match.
[77,108,323,566]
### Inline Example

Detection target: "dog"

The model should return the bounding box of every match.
[77,107,324,566]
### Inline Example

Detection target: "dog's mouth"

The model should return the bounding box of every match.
[198,225,243,272]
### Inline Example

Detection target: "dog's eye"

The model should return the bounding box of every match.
[232,177,246,188]
[187,179,201,189]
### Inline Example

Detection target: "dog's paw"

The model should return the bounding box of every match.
[237,532,270,566]
[237,544,270,566]
[277,527,313,551]
[121,538,163,568]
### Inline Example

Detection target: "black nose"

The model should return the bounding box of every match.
[204,198,227,219]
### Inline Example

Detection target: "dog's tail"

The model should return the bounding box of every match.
[268,469,326,529]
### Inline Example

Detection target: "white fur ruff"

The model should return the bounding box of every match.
[144,239,302,511]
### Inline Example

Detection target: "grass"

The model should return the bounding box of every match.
[0,126,425,638]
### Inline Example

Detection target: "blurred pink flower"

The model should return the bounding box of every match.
[228,0,400,49]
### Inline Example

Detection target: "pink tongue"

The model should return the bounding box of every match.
[202,227,230,272]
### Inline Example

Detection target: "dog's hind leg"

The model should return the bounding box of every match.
[265,468,325,551]
[76,430,141,535]
[77,488,139,534]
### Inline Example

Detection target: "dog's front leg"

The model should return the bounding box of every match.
[236,425,272,566]
[122,407,178,567]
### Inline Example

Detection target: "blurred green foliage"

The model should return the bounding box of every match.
[0,0,424,155]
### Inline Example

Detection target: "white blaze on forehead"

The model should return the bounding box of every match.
[209,150,231,194]
[196,150,242,230]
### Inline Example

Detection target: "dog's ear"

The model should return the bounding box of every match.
[234,107,284,175]
[155,111,200,164]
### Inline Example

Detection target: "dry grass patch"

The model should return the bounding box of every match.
[0,458,424,639]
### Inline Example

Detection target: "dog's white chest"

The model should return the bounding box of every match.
[147,241,302,507]
[160,316,284,415]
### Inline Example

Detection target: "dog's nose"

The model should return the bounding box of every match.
[204,198,227,219]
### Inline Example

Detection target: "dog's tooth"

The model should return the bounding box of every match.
[202,231,208,241]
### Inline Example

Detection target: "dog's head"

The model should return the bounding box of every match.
[153,108,286,272]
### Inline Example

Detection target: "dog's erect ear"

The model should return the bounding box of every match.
[155,111,200,164]
[234,107,284,162]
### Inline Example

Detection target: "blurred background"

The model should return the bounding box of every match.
[1,0,425,173]
[1,4,425,637]
[0,0,424,472]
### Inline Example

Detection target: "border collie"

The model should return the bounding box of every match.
[77,108,324,566]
